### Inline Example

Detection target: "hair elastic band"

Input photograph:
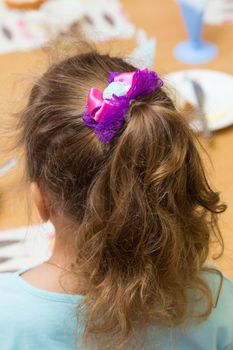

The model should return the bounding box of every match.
[82,68,163,142]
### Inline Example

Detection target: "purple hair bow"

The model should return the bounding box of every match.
[82,68,163,142]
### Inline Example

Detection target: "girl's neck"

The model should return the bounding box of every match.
[50,217,78,267]
[20,219,81,295]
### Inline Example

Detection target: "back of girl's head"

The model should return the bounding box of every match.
[18,49,226,350]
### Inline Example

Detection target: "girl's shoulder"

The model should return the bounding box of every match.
[146,272,233,350]
[187,271,233,349]
[0,272,20,309]
[0,272,16,288]
[203,269,233,310]
[0,267,82,305]
[0,272,23,299]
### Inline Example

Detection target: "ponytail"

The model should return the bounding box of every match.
[75,96,225,349]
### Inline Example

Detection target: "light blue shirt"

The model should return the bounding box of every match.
[0,268,233,349]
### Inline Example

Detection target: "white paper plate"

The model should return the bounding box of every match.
[165,69,233,131]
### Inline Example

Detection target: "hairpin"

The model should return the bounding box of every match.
[82,68,163,142]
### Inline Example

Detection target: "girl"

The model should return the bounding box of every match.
[0,50,232,350]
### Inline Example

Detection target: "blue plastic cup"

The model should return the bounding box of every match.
[174,0,217,64]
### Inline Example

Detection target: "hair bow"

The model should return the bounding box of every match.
[82,68,163,142]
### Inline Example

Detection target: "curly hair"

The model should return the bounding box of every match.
[17,50,226,349]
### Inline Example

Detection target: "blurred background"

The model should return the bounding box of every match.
[0,0,233,276]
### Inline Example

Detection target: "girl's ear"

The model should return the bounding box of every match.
[30,182,50,222]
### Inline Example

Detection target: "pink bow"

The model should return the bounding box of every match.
[87,70,144,122]
[83,68,163,142]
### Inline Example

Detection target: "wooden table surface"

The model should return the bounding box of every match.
[0,0,233,277]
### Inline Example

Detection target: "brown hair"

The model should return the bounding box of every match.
[17,50,226,349]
